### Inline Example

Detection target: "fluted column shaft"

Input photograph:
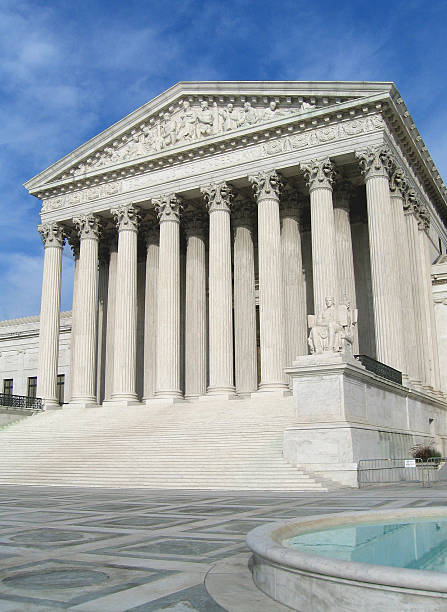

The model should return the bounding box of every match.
[154,195,182,398]
[37,223,64,407]
[67,235,80,402]
[96,245,109,404]
[303,158,338,314]
[233,207,257,394]
[419,222,441,389]
[389,173,419,382]
[143,228,159,400]
[281,200,307,366]
[357,147,404,371]
[104,238,117,400]
[202,182,235,395]
[184,218,207,398]
[111,205,140,401]
[71,214,101,404]
[405,207,429,384]
[249,170,286,391]
[333,185,358,353]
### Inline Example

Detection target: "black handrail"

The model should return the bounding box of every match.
[0,393,44,411]
[355,355,403,385]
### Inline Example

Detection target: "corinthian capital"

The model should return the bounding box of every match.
[301,158,336,192]
[201,182,234,213]
[249,169,283,200]
[38,222,65,248]
[111,204,141,231]
[389,167,409,197]
[403,189,420,215]
[355,146,394,180]
[417,205,431,232]
[73,213,102,240]
[153,194,183,223]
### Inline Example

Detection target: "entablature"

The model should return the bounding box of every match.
[25,81,447,230]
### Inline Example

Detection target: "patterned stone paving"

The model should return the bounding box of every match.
[0,484,446,610]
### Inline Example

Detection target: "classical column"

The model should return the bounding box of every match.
[184,213,207,398]
[154,194,183,400]
[96,240,109,404]
[404,191,430,385]
[389,169,419,382]
[142,226,159,401]
[110,204,140,403]
[302,158,338,314]
[281,187,307,367]
[249,170,287,392]
[202,182,235,397]
[333,179,359,353]
[418,207,441,390]
[66,232,80,402]
[356,146,404,371]
[36,222,64,408]
[71,214,102,405]
[233,197,258,395]
[104,236,117,400]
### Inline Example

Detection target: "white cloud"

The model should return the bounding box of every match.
[0,247,73,321]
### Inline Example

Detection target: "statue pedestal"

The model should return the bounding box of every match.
[284,353,447,487]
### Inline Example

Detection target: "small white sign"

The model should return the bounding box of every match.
[405,459,417,468]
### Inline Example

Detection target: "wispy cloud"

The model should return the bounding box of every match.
[0,247,73,321]
[0,0,446,322]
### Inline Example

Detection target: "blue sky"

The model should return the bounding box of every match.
[1,0,446,320]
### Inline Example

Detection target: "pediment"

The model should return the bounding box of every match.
[25,81,395,194]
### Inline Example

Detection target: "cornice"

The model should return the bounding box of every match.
[25,81,395,192]
[26,85,397,194]
[35,93,388,203]
[24,81,447,231]
[382,89,447,225]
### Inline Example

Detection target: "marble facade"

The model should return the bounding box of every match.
[22,82,447,410]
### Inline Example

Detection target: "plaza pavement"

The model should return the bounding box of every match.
[0,484,446,610]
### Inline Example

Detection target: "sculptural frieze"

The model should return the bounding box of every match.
[308,297,358,355]
[59,96,323,180]
[41,114,385,215]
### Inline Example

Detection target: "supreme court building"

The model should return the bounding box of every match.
[18,82,447,418]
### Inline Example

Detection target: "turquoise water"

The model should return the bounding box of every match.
[285,518,447,572]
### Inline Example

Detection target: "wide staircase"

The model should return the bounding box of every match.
[0,396,329,491]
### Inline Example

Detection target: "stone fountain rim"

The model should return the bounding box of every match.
[246,506,447,593]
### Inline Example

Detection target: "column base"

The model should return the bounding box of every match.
[257,381,289,392]
[203,386,236,400]
[147,396,184,405]
[102,398,142,408]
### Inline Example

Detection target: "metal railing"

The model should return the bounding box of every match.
[0,393,43,411]
[358,458,424,487]
[421,457,447,487]
[355,355,403,385]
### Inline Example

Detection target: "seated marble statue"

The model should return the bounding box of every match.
[308,297,358,355]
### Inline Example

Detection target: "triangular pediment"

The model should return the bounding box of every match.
[25,81,396,194]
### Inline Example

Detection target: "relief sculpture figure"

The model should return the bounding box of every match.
[177,100,197,141]
[218,102,239,132]
[161,112,177,148]
[196,101,213,138]
[308,297,358,354]
[238,101,259,127]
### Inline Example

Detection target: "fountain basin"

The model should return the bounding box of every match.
[246,507,447,611]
